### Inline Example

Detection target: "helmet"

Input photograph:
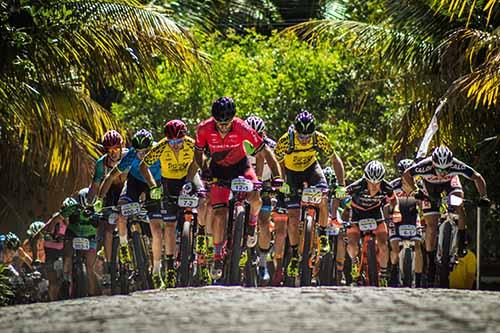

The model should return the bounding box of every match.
[102,130,123,149]
[61,197,79,218]
[77,188,89,207]
[294,111,315,135]
[397,159,415,174]
[364,160,386,183]
[432,145,453,169]
[164,120,187,139]
[245,116,265,135]
[323,166,337,185]
[4,232,20,250]
[27,221,45,238]
[132,129,154,149]
[211,97,236,122]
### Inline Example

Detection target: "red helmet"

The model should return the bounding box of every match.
[164,120,187,139]
[102,130,123,148]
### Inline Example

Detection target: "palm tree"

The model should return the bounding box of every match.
[0,0,207,232]
[286,0,500,158]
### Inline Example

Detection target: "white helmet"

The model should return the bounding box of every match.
[364,160,385,183]
[77,188,89,207]
[245,116,265,135]
[432,145,453,169]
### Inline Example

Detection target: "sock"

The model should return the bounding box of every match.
[259,247,270,266]
[165,255,174,269]
[291,245,299,258]
[119,235,128,246]
[380,266,388,279]
[214,242,224,259]
[351,256,359,265]
[153,260,161,274]
[426,250,436,278]
[198,225,206,236]
[336,258,345,272]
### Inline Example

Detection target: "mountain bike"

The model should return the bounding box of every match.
[177,191,200,287]
[353,218,380,286]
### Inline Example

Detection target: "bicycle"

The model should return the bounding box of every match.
[350,217,380,286]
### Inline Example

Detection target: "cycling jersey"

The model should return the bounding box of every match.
[117,146,161,183]
[92,149,128,183]
[248,136,276,181]
[389,177,421,241]
[144,136,196,180]
[66,210,96,238]
[195,117,264,167]
[275,130,335,172]
[408,157,476,184]
[347,178,395,211]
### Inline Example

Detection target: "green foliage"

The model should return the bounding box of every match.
[114,29,395,180]
[0,264,14,306]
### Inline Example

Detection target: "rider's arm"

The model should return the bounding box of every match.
[87,181,100,205]
[140,161,157,189]
[255,153,265,179]
[88,158,105,204]
[194,149,205,173]
[98,167,122,200]
[186,160,199,183]
[402,169,416,194]
[255,145,282,179]
[470,171,487,197]
[331,153,345,186]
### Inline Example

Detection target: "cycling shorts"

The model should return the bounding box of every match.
[347,207,386,236]
[422,176,463,216]
[285,162,328,209]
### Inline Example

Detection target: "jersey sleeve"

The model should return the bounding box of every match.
[241,122,264,154]
[144,139,168,166]
[274,133,289,162]
[316,132,335,158]
[450,159,476,179]
[92,157,105,183]
[195,124,207,151]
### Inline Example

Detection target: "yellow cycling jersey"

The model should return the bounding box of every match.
[143,136,195,180]
[275,130,335,172]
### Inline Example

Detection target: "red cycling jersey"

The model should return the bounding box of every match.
[195,117,264,166]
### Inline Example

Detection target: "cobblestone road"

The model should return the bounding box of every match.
[2,287,500,333]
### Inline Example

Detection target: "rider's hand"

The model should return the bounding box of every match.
[392,211,402,223]
[478,196,491,207]
[413,189,427,201]
[150,185,163,200]
[335,186,347,199]
[93,198,104,213]
[279,182,291,195]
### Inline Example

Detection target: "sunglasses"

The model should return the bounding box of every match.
[215,120,232,126]
[298,134,311,141]
[106,146,121,154]
[168,138,184,145]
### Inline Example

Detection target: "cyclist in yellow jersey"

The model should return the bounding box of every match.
[140,120,207,288]
[275,111,345,278]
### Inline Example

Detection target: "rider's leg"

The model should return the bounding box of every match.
[149,220,163,288]
[247,191,263,247]
[424,213,439,286]
[258,197,272,280]
[376,223,389,284]
[415,240,423,287]
[347,226,361,282]
[85,250,98,296]
[335,234,346,283]
[390,239,400,286]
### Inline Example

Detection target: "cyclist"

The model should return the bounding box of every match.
[345,160,400,287]
[389,159,423,287]
[87,130,127,286]
[194,97,282,280]
[140,120,207,288]
[402,145,489,286]
[324,166,347,285]
[274,111,345,280]
[245,115,283,283]
[0,232,21,265]
[94,129,162,286]
[20,221,46,271]
[62,190,99,296]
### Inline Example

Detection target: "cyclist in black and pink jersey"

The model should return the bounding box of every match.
[402,145,489,286]
[194,97,283,280]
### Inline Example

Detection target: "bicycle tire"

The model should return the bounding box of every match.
[366,238,378,286]
[228,208,245,285]
[119,263,129,295]
[402,247,413,287]
[179,220,192,287]
[439,222,452,288]
[131,230,150,290]
[283,236,295,287]
[74,256,88,298]
[300,216,313,286]
[344,253,352,286]
[244,248,258,287]
[110,235,119,295]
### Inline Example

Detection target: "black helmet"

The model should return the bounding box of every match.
[294,111,315,135]
[211,97,236,122]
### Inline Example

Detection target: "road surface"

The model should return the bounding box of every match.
[2,287,499,332]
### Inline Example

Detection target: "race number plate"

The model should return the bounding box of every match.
[231,178,254,192]
[358,219,378,232]
[108,212,118,225]
[72,237,90,250]
[121,202,141,217]
[399,224,417,237]
[178,194,199,208]
[301,187,323,205]
[326,225,340,236]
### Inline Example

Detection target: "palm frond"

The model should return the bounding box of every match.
[432,0,500,26]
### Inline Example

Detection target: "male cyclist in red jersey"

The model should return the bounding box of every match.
[194,97,283,280]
